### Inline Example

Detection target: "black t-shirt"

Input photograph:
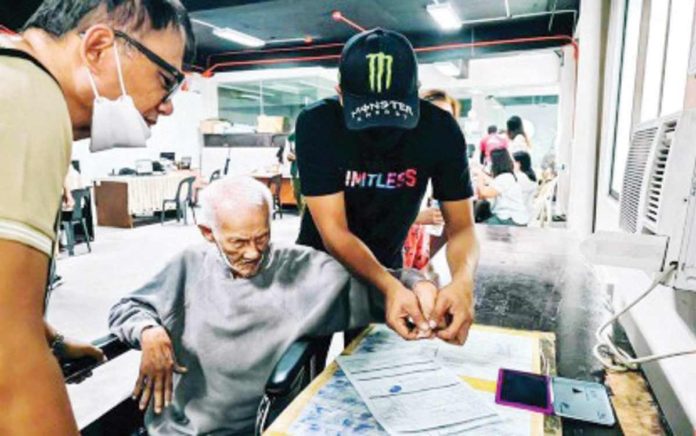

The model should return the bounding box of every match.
[295,97,473,268]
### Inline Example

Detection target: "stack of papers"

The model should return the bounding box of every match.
[337,351,500,434]
[284,325,546,435]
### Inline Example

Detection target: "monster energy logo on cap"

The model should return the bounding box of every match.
[366,52,393,93]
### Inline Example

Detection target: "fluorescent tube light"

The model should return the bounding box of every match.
[433,61,460,76]
[427,2,462,30]
[213,27,265,48]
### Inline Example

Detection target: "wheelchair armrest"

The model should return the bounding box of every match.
[60,333,130,384]
[265,338,315,397]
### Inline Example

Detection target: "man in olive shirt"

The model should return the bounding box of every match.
[0,1,194,434]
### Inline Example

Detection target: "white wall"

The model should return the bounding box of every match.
[200,147,285,179]
[469,52,560,89]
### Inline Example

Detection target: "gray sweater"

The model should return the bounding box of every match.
[109,243,424,435]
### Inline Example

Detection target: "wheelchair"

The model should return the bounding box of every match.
[61,335,321,436]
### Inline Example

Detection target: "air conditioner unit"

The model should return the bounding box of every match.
[618,109,696,329]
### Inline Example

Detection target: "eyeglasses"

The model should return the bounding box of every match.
[114,30,185,103]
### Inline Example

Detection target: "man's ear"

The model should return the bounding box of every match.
[80,24,117,74]
[198,225,215,242]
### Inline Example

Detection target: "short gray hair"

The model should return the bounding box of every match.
[198,176,272,231]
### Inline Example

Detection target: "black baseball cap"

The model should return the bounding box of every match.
[339,28,420,130]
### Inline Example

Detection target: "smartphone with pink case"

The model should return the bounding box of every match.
[495,368,554,415]
[495,368,616,427]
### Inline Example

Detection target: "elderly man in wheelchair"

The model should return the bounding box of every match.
[105,176,439,435]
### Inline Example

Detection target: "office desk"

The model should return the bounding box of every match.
[93,172,194,228]
[269,226,633,435]
[251,173,297,207]
[267,324,560,435]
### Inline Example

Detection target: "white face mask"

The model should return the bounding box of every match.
[87,44,151,153]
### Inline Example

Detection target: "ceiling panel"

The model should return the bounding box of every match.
[2,0,579,72]
[190,0,579,72]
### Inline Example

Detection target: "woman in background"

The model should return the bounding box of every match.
[506,115,532,154]
[476,149,529,226]
[512,151,538,219]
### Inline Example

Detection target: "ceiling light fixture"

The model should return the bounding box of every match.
[192,18,266,47]
[433,61,460,76]
[426,2,462,31]
[213,27,265,48]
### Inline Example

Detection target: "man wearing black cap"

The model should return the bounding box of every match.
[295,28,478,344]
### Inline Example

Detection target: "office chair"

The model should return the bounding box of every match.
[62,188,92,256]
[161,176,197,225]
[268,174,283,220]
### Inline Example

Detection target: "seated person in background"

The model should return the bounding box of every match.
[475,149,530,226]
[512,151,538,217]
[478,125,509,166]
[109,176,437,435]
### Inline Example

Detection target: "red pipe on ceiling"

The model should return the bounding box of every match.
[331,10,366,32]
[206,42,345,69]
[203,34,577,75]
[205,10,364,68]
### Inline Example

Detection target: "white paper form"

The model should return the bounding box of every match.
[336,351,500,435]
[284,325,543,435]
[421,332,535,381]
[354,324,535,381]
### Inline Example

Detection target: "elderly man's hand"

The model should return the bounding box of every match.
[430,280,475,345]
[134,326,188,414]
[385,284,431,340]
